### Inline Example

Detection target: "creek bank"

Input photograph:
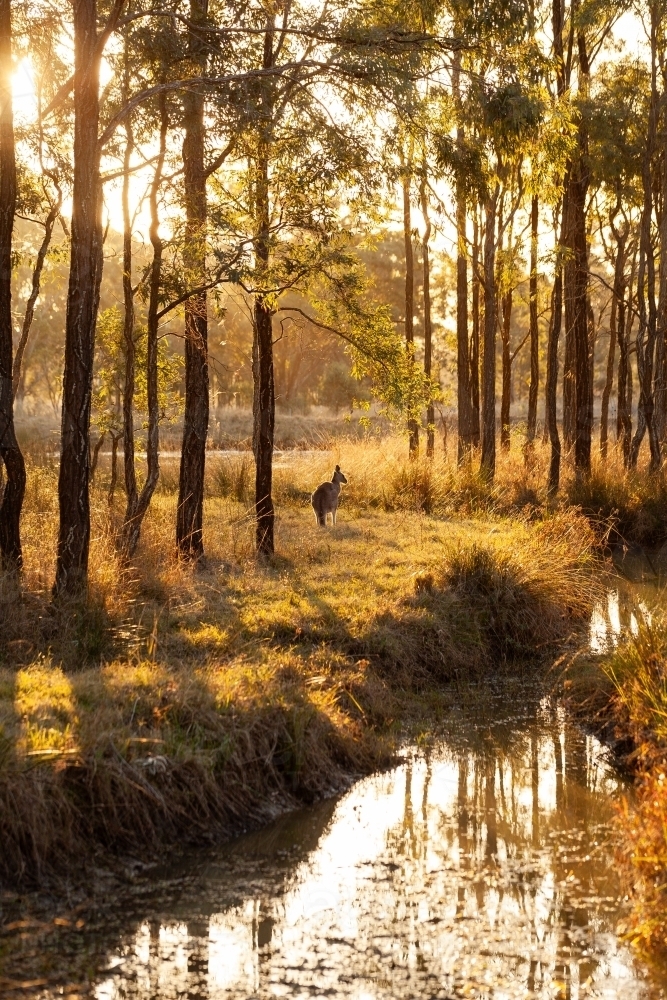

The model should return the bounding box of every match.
[0,508,599,892]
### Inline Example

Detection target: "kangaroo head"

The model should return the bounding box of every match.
[332,464,348,485]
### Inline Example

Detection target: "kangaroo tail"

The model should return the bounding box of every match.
[317,513,326,526]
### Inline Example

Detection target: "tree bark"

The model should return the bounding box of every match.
[526,194,539,443]
[471,207,481,447]
[500,285,512,451]
[480,185,499,479]
[420,174,435,458]
[253,15,276,557]
[177,0,209,558]
[54,0,104,594]
[121,94,167,557]
[0,0,25,570]
[402,157,419,457]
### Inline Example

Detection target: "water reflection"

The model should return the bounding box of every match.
[77,695,664,999]
[589,588,651,653]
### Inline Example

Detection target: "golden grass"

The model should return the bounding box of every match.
[589,616,667,960]
[0,439,603,886]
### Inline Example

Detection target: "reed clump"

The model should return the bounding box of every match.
[440,513,597,659]
[565,450,667,547]
[596,618,667,958]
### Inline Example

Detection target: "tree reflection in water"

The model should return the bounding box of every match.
[83,691,664,999]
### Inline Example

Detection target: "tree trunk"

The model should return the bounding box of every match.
[500,285,512,451]
[526,194,539,443]
[480,185,498,479]
[0,0,25,570]
[54,0,104,594]
[617,243,636,464]
[177,0,209,558]
[90,432,105,480]
[108,432,120,505]
[546,195,566,494]
[572,36,592,477]
[420,174,435,458]
[121,96,136,514]
[253,15,276,557]
[654,178,667,449]
[402,158,419,457]
[121,94,167,557]
[562,185,576,452]
[12,189,61,400]
[600,225,626,459]
[453,50,472,461]
[471,208,481,447]
[630,10,660,471]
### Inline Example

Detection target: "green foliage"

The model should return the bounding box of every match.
[93,307,183,436]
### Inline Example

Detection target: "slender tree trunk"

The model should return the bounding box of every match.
[121,95,167,557]
[471,208,481,447]
[121,95,136,514]
[402,156,419,457]
[500,285,512,450]
[453,50,472,461]
[527,194,539,444]
[481,184,499,479]
[563,187,576,452]
[108,431,120,505]
[617,243,636,464]
[546,196,566,494]
[420,174,434,458]
[572,36,592,477]
[12,189,61,400]
[177,0,209,558]
[655,182,667,449]
[253,16,276,557]
[0,0,25,570]
[54,0,104,594]
[90,432,105,480]
[600,227,626,459]
[630,10,660,471]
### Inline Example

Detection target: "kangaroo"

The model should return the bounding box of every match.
[311,465,348,526]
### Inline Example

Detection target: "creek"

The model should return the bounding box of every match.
[17,684,664,1000]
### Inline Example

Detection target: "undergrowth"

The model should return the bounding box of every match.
[596,617,667,959]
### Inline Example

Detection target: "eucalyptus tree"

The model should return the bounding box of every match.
[556,0,629,477]
[53,0,127,595]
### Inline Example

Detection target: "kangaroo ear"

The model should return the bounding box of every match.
[335,464,340,471]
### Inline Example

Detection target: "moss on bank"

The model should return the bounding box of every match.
[0,471,599,887]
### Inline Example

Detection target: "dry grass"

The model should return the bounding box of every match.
[0,439,603,887]
[592,618,667,959]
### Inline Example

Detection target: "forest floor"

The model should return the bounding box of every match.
[3,433,667,972]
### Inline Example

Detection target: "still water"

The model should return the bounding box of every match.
[31,690,663,1000]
